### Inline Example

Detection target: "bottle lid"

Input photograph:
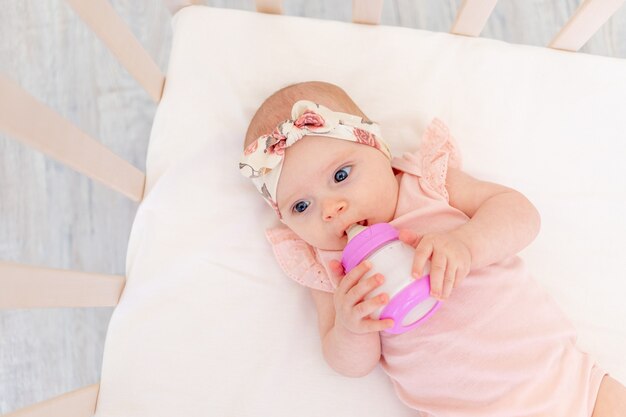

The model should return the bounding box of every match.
[341,223,399,273]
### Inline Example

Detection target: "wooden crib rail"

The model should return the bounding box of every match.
[451,0,499,37]
[163,0,203,15]
[255,0,283,15]
[2,384,99,417]
[0,261,125,309]
[352,0,384,24]
[549,0,626,51]
[163,0,626,51]
[0,74,145,202]
[452,0,626,50]
[64,0,165,103]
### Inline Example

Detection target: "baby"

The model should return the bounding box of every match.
[239,81,626,416]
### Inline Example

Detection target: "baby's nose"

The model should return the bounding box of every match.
[322,199,347,221]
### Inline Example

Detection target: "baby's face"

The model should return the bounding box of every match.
[277,136,399,250]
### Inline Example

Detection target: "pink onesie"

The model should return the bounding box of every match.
[266,119,606,417]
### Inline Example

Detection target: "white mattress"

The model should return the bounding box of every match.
[95,6,626,416]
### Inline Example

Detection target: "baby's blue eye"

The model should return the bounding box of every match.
[293,200,310,213]
[334,166,352,183]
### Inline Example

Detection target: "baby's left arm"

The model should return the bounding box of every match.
[399,167,541,300]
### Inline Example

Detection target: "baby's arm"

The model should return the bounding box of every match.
[400,166,541,299]
[445,166,541,269]
[309,260,391,378]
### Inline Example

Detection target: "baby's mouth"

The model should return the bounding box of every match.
[343,219,368,236]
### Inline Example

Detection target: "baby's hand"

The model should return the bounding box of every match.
[398,229,472,300]
[328,260,395,334]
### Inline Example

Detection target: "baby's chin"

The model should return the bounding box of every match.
[306,234,348,252]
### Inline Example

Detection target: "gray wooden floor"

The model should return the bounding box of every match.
[1,0,625,414]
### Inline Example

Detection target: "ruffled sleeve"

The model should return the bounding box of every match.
[265,227,335,293]
[419,118,462,202]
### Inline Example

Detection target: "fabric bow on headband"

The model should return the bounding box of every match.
[239,100,392,218]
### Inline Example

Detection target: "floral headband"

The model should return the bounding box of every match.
[239,100,392,218]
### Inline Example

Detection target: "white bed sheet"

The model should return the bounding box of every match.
[95,6,626,416]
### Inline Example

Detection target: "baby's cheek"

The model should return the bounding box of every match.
[313,234,347,252]
[285,219,345,251]
[378,186,399,221]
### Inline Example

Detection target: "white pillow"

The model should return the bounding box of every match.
[95,6,626,417]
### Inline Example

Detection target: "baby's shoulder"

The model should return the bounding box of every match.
[266,227,337,293]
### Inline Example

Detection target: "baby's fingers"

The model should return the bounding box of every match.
[345,273,385,306]
[333,260,372,296]
[428,251,447,299]
[353,292,389,319]
[440,264,458,299]
[398,229,421,247]
[412,239,434,279]
[328,259,345,278]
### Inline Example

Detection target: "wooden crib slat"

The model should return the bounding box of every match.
[3,384,99,417]
[549,0,626,51]
[0,261,125,308]
[255,0,283,14]
[163,0,204,15]
[352,0,384,25]
[450,0,499,37]
[0,74,145,202]
[64,0,165,103]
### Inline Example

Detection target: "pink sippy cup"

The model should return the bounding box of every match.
[341,223,440,334]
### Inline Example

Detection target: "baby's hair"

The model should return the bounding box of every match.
[244,81,370,149]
